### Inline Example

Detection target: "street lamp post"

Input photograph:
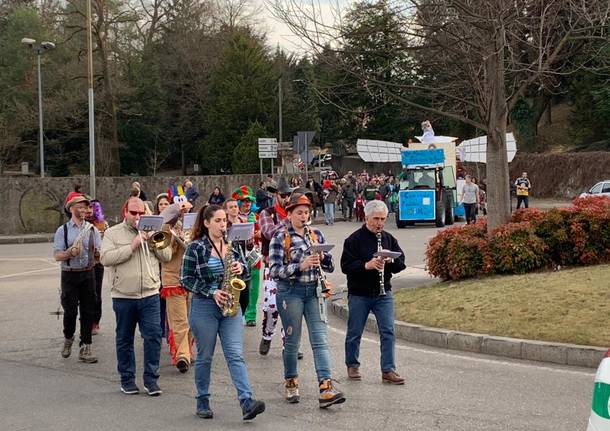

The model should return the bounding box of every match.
[22,38,55,178]
[86,0,96,198]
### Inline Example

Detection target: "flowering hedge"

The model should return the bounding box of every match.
[426,196,610,280]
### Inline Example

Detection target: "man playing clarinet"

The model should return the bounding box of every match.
[340,200,406,385]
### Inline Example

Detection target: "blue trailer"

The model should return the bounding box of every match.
[396,148,458,228]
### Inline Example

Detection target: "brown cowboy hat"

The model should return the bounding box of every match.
[285,193,313,212]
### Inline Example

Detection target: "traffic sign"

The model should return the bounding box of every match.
[259,151,277,159]
[258,138,278,159]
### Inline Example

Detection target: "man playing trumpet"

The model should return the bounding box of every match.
[101,197,172,396]
[53,193,101,363]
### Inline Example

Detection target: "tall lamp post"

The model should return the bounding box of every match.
[22,38,55,178]
[86,0,96,198]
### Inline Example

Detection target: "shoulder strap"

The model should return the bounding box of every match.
[283,227,291,259]
[63,223,70,267]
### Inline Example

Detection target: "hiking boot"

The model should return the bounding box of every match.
[144,382,163,396]
[78,344,98,363]
[241,398,265,420]
[259,338,271,355]
[120,382,140,395]
[61,337,74,358]
[347,366,362,380]
[196,398,213,419]
[176,357,190,374]
[284,378,300,403]
[382,370,405,385]
[318,379,346,409]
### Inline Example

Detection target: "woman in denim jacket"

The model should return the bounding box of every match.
[181,205,265,421]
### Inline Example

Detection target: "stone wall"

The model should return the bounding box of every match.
[0,174,263,234]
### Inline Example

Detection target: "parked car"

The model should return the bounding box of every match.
[580,180,610,198]
[587,349,610,431]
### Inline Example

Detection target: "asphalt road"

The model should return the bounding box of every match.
[0,218,594,431]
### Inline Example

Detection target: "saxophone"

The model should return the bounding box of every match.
[220,233,247,317]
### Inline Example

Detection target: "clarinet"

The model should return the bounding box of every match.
[376,232,387,296]
[305,226,328,323]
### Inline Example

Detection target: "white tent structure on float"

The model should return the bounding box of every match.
[456,132,517,163]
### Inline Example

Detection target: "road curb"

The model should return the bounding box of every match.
[0,234,54,245]
[330,300,606,368]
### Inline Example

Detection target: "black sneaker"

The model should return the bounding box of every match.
[144,382,163,396]
[245,321,256,327]
[259,338,271,355]
[297,351,304,360]
[176,358,189,374]
[241,398,265,420]
[120,382,140,395]
[196,398,213,419]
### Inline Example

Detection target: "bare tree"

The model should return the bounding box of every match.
[270,0,610,229]
[214,0,262,29]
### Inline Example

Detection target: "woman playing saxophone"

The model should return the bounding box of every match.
[180,205,265,421]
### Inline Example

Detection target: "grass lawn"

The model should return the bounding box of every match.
[393,264,610,347]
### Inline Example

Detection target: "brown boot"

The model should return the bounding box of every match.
[382,370,405,385]
[284,377,300,403]
[347,367,362,380]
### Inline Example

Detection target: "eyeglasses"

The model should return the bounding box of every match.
[128,210,145,216]
[279,193,291,198]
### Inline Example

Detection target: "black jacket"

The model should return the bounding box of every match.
[341,225,406,297]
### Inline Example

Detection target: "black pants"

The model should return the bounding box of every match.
[464,203,477,224]
[517,196,529,209]
[239,283,250,315]
[93,264,104,324]
[61,269,95,346]
[342,198,354,220]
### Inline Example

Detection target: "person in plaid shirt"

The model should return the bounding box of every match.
[180,205,265,421]
[269,193,346,409]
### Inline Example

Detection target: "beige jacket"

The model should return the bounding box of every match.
[101,221,172,299]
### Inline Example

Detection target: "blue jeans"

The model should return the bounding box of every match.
[324,203,335,224]
[112,295,162,386]
[189,296,253,411]
[345,292,396,373]
[276,281,332,382]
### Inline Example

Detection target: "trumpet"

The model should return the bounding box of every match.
[139,229,171,279]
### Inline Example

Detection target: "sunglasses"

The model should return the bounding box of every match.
[279,193,291,198]
[128,210,145,216]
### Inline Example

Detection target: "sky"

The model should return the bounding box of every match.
[257,0,350,52]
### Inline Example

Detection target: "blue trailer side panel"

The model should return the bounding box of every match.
[399,190,436,221]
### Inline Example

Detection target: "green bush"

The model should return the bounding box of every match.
[489,222,548,274]
[425,196,610,280]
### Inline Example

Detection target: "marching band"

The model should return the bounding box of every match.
[52,177,407,421]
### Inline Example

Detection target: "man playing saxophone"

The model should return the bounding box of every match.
[53,193,101,363]
[180,205,265,421]
[340,200,406,385]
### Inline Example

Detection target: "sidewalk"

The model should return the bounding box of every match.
[0,233,54,245]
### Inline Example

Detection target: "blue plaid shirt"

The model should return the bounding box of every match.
[268,223,334,283]
[180,237,249,297]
